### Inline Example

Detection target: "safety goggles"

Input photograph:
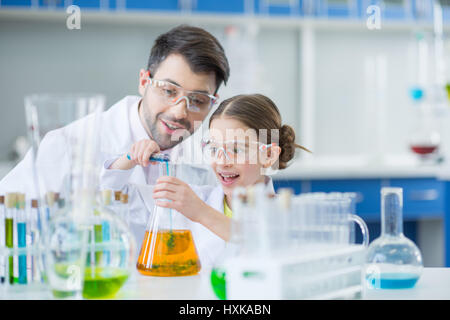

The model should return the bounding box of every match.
[148,78,218,114]
[201,139,277,163]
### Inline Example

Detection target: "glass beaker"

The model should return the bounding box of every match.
[82,197,136,299]
[25,93,105,298]
[364,188,423,289]
[25,94,105,232]
[136,161,201,277]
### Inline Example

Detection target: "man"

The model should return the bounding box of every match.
[0,25,230,205]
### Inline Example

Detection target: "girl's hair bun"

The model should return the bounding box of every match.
[279,125,296,169]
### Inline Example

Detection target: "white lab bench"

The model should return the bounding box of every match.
[1,267,450,300]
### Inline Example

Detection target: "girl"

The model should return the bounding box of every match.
[103,94,310,268]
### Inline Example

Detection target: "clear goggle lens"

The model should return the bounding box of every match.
[201,139,276,163]
[150,79,216,113]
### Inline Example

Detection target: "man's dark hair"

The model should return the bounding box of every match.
[147,25,230,94]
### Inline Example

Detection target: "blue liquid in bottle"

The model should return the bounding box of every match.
[366,273,419,289]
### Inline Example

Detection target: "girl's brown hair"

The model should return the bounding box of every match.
[209,94,311,169]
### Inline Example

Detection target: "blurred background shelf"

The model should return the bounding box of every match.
[2,7,450,31]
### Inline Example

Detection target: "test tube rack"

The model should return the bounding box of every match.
[224,244,366,300]
[0,245,47,297]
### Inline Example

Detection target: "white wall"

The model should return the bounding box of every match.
[0,16,299,162]
[315,29,416,158]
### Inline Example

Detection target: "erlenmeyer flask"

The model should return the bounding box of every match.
[136,161,201,277]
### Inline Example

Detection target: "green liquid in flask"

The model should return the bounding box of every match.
[82,267,129,299]
[210,268,226,300]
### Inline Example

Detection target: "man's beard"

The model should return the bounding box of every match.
[146,110,192,151]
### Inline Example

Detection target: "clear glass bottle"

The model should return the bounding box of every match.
[364,187,423,289]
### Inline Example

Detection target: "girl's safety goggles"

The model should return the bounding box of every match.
[201,139,277,163]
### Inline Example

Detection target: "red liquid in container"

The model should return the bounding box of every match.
[410,145,438,155]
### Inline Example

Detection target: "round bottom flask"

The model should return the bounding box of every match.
[365,188,423,289]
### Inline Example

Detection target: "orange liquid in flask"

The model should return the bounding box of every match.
[136,229,201,276]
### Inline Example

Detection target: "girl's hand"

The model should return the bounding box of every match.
[152,176,207,223]
[108,139,160,170]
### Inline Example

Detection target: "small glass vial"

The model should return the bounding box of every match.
[365,188,423,289]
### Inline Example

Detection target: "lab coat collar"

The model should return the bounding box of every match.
[205,175,276,213]
[130,98,151,142]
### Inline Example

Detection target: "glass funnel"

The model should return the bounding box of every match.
[364,188,423,289]
[136,160,201,277]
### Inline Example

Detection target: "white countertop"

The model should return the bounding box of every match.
[2,267,450,300]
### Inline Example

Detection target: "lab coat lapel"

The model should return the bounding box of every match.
[205,185,225,212]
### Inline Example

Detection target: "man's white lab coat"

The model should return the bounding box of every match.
[0,95,216,198]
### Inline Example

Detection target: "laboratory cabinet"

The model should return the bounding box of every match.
[273,177,450,266]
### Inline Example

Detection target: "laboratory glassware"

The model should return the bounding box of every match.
[120,193,129,227]
[5,193,15,285]
[0,195,4,284]
[214,188,370,300]
[25,94,105,233]
[25,94,105,299]
[136,160,201,277]
[364,188,423,289]
[210,187,248,300]
[82,195,136,300]
[408,90,441,162]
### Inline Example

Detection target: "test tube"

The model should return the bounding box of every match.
[119,193,129,265]
[230,187,246,245]
[93,211,103,266]
[45,191,56,222]
[5,193,16,285]
[57,197,65,210]
[30,199,40,283]
[0,195,4,284]
[13,193,19,283]
[101,189,112,264]
[343,192,357,244]
[114,191,122,206]
[277,188,293,253]
[120,193,129,226]
[17,193,27,284]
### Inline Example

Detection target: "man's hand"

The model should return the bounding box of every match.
[108,139,160,170]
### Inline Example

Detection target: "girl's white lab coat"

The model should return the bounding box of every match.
[0,95,216,197]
